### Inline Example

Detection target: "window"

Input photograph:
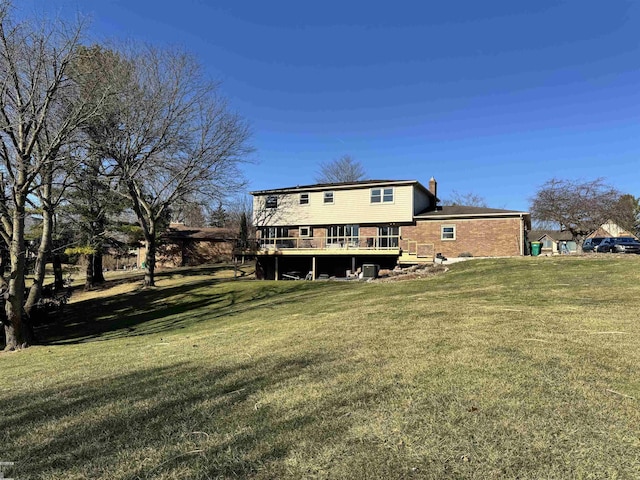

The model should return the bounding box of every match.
[265,195,278,209]
[371,187,394,203]
[262,227,289,239]
[260,227,291,248]
[324,191,334,204]
[441,225,456,240]
[299,226,311,237]
[378,226,399,248]
[300,193,309,205]
[327,225,359,245]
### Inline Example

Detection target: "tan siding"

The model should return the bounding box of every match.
[413,188,431,215]
[255,185,415,226]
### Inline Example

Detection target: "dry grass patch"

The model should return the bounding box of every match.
[1,257,640,479]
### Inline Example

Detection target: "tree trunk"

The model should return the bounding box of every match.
[93,251,105,283]
[25,204,54,317]
[53,254,64,291]
[143,237,156,287]
[85,253,95,290]
[4,192,31,350]
[573,232,584,254]
[0,247,8,278]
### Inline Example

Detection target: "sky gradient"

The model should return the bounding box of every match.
[17,1,640,211]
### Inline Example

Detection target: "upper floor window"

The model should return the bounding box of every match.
[299,193,309,205]
[371,187,394,203]
[265,195,278,209]
[324,191,334,204]
[441,225,456,240]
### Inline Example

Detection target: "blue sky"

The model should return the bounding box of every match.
[17,0,640,211]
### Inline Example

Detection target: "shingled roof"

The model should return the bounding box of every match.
[250,179,431,195]
[415,205,528,218]
[164,224,236,241]
[528,230,574,242]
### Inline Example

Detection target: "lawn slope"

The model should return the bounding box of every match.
[1,257,640,479]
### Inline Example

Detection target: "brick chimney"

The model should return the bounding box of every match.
[428,176,437,199]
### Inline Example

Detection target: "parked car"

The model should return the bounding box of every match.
[582,237,605,253]
[597,237,640,254]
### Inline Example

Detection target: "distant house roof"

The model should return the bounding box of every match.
[587,221,638,240]
[250,179,432,196]
[415,205,529,218]
[528,230,574,242]
[164,224,236,241]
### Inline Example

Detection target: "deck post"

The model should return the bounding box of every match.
[275,256,279,281]
[312,256,316,281]
[352,256,356,274]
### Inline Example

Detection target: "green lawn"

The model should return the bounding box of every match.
[2,257,640,479]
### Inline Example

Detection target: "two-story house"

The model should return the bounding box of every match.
[251,178,530,279]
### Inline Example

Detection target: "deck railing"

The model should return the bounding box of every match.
[256,236,400,251]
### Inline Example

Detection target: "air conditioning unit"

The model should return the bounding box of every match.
[362,264,379,279]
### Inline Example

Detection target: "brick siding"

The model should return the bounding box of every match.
[402,217,523,258]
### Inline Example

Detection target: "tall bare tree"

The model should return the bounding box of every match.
[0,4,94,349]
[87,45,252,286]
[316,154,366,183]
[530,178,621,249]
[442,190,488,207]
[172,201,207,227]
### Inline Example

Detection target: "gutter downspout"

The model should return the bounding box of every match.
[519,214,524,256]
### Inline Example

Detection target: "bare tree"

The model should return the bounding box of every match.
[171,201,207,227]
[530,178,621,249]
[224,195,252,230]
[0,5,94,349]
[223,196,254,250]
[87,45,252,286]
[23,140,73,313]
[442,190,488,207]
[316,154,366,183]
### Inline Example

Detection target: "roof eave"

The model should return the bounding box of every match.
[251,179,430,196]
[415,212,530,220]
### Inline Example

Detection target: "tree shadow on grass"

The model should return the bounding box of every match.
[74,263,252,293]
[37,276,341,346]
[0,351,389,479]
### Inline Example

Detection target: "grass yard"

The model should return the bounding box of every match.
[1,256,640,479]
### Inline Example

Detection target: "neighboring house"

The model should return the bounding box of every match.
[528,221,637,256]
[251,178,531,279]
[528,230,577,255]
[137,224,237,268]
[587,221,638,240]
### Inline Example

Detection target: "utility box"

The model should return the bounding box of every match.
[362,264,379,279]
